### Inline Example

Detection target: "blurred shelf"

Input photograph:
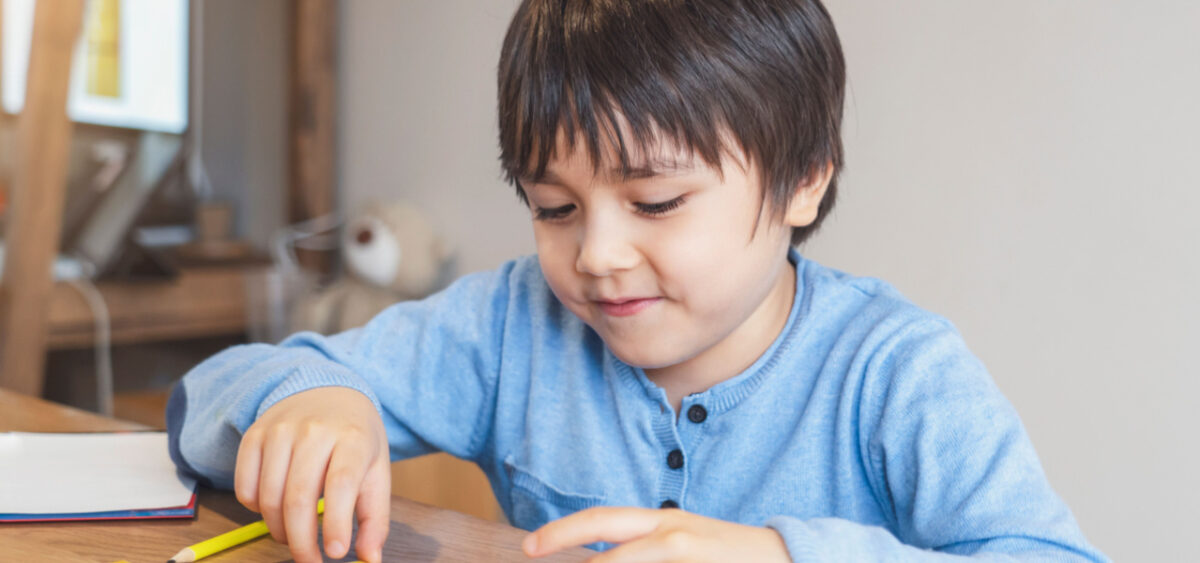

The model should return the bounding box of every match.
[46,264,268,350]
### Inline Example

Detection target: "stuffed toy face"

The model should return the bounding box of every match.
[341,202,448,297]
[291,201,451,334]
[344,215,402,287]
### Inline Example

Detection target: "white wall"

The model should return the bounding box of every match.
[339,2,1200,560]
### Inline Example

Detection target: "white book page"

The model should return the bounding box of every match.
[0,432,197,514]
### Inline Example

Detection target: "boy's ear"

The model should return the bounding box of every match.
[784,161,834,228]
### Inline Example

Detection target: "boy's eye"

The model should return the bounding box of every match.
[533,196,687,221]
[635,195,686,216]
[534,204,575,221]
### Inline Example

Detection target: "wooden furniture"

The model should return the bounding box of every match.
[1,0,503,541]
[289,0,337,274]
[0,0,86,395]
[1,0,340,396]
[45,264,266,350]
[392,452,504,523]
[0,389,589,563]
[0,386,142,433]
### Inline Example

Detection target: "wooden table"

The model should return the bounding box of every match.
[0,389,590,562]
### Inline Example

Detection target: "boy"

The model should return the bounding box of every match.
[167,1,1107,562]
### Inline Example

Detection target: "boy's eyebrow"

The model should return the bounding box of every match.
[615,160,696,180]
[518,169,565,186]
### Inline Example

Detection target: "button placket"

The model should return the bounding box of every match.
[652,404,686,513]
[659,401,709,512]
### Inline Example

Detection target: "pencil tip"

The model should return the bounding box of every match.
[167,546,195,563]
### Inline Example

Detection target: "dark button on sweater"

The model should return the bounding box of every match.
[667,449,684,469]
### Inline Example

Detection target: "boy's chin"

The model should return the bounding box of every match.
[604,341,691,372]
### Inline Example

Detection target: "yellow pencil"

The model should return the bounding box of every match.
[166,498,325,563]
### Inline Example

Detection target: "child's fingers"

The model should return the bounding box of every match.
[321,440,374,559]
[525,507,663,557]
[281,436,336,563]
[234,429,263,512]
[586,535,676,563]
[352,457,392,563]
[257,430,296,544]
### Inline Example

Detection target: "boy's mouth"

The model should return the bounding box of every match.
[594,297,661,317]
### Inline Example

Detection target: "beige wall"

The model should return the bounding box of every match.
[339,2,1200,560]
[196,0,287,248]
[812,4,1198,561]
[340,0,530,272]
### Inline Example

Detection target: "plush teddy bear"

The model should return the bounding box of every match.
[291,201,453,334]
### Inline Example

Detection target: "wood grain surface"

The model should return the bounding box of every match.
[0,388,145,433]
[287,0,337,275]
[0,390,591,562]
[0,0,85,395]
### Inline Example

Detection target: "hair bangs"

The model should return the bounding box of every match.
[499,0,736,196]
[498,0,845,246]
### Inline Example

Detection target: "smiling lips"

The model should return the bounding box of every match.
[595,297,661,317]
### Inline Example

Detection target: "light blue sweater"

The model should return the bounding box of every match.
[167,249,1107,561]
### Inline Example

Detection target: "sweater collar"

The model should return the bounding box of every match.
[610,247,809,416]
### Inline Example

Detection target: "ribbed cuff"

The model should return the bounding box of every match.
[256,363,383,420]
[765,516,820,563]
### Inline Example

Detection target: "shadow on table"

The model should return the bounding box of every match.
[277,519,441,563]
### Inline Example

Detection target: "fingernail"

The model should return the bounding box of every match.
[328,540,345,556]
[522,533,538,556]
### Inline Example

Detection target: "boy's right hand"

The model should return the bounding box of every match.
[234,386,391,563]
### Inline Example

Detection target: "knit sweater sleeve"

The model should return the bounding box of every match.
[767,318,1108,562]
[165,262,516,489]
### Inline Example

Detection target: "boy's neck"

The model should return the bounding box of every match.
[644,258,797,415]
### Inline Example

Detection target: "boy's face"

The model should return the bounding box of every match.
[523,130,823,375]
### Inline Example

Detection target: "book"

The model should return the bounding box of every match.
[0,431,198,522]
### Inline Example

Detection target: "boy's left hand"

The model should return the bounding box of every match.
[522,507,791,562]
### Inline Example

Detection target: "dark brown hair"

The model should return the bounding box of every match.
[498,0,846,246]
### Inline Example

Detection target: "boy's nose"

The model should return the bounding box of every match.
[575,222,639,277]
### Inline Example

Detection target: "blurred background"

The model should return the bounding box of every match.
[1,1,1196,560]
